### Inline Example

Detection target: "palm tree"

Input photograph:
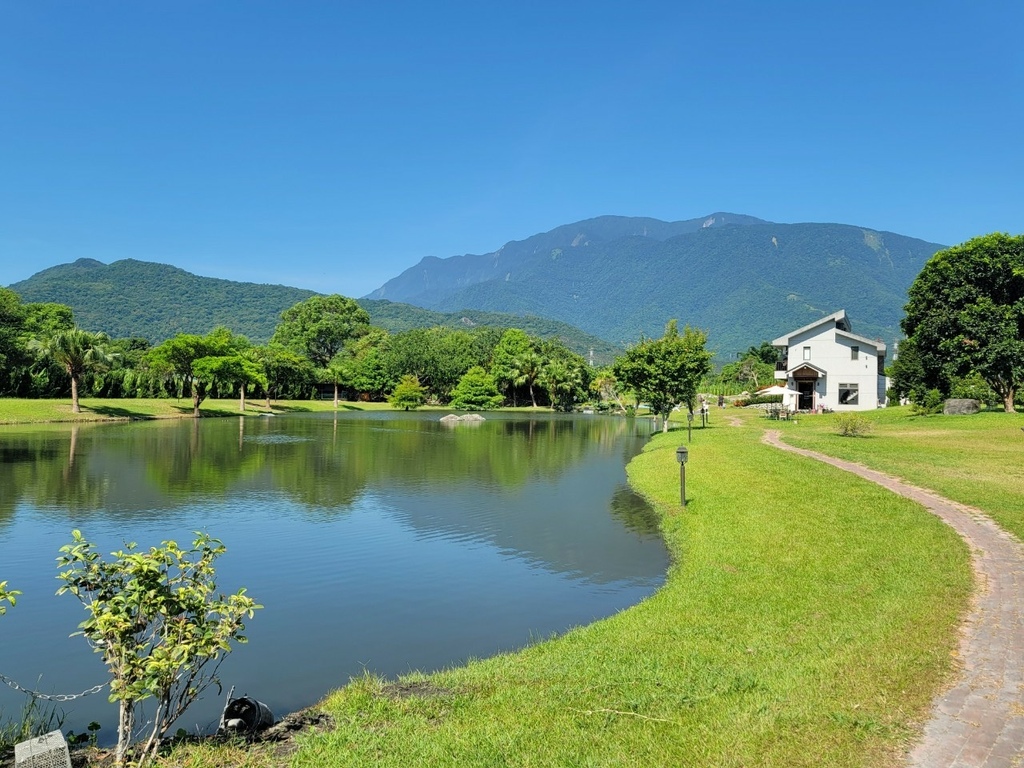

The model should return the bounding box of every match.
[31,329,115,413]
[512,350,544,408]
[541,358,585,412]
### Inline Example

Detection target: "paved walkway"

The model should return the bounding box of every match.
[763,430,1024,768]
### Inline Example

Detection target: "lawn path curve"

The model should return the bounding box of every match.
[762,429,1024,768]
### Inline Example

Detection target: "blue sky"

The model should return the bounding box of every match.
[2,2,1021,298]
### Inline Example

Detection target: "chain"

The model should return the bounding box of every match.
[0,671,106,702]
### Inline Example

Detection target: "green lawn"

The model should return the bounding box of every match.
[0,401,992,766]
[273,409,972,768]
[0,397,397,424]
[772,405,1024,541]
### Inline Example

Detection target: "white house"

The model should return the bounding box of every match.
[770,310,887,411]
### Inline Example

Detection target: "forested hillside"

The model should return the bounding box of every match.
[359,300,621,364]
[9,259,619,362]
[10,258,317,343]
[369,215,945,356]
[10,213,946,360]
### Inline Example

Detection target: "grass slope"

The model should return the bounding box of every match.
[274,408,970,768]
[778,406,1024,542]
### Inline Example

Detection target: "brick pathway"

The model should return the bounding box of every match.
[763,430,1024,768]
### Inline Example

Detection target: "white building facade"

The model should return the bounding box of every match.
[771,310,887,411]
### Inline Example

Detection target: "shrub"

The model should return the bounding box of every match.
[910,388,945,415]
[835,413,873,437]
[57,531,260,766]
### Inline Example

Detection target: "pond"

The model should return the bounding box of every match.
[0,411,668,743]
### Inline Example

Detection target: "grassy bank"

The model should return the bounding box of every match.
[0,397,396,424]
[774,405,1024,541]
[237,409,972,768]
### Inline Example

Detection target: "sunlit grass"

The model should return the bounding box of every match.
[0,397,400,424]
[288,415,970,767]
[776,405,1024,540]
[0,401,982,766]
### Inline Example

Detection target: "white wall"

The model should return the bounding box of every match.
[785,324,883,410]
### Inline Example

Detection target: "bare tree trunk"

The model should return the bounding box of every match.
[1004,386,1016,413]
[70,374,81,413]
[115,701,132,766]
[239,386,246,412]
[334,382,340,408]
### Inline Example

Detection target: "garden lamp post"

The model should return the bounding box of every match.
[676,446,688,507]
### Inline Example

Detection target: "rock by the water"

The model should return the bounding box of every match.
[943,398,980,415]
[439,413,485,423]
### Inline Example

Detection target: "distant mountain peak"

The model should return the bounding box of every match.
[365,213,944,356]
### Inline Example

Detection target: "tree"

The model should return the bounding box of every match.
[744,341,780,365]
[194,352,266,412]
[902,233,1024,412]
[0,289,26,368]
[388,374,427,410]
[490,329,533,406]
[540,349,590,412]
[30,328,116,413]
[590,368,626,412]
[57,530,259,766]
[251,344,316,406]
[449,366,504,410]
[23,301,75,339]
[0,289,30,395]
[271,295,370,369]
[886,336,936,406]
[338,328,394,401]
[612,320,713,432]
[384,327,485,403]
[146,329,244,417]
[512,349,545,408]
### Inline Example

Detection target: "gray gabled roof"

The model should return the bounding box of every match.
[836,329,886,354]
[772,309,849,347]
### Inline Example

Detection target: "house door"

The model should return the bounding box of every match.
[797,381,815,410]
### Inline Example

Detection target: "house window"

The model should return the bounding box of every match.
[850,345,859,360]
[838,383,859,405]
[803,346,811,361]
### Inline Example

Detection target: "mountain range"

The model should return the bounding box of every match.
[368,213,945,356]
[8,213,946,362]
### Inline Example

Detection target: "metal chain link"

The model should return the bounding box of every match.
[0,671,106,702]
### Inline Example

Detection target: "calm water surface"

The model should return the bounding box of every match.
[0,411,668,740]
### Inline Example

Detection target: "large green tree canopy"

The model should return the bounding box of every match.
[271,294,370,369]
[612,320,713,431]
[901,233,1024,412]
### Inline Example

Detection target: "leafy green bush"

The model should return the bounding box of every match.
[732,394,783,408]
[835,413,873,437]
[57,531,260,766]
[910,388,945,415]
[449,367,504,410]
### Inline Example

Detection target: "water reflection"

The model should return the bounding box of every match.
[0,412,667,740]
